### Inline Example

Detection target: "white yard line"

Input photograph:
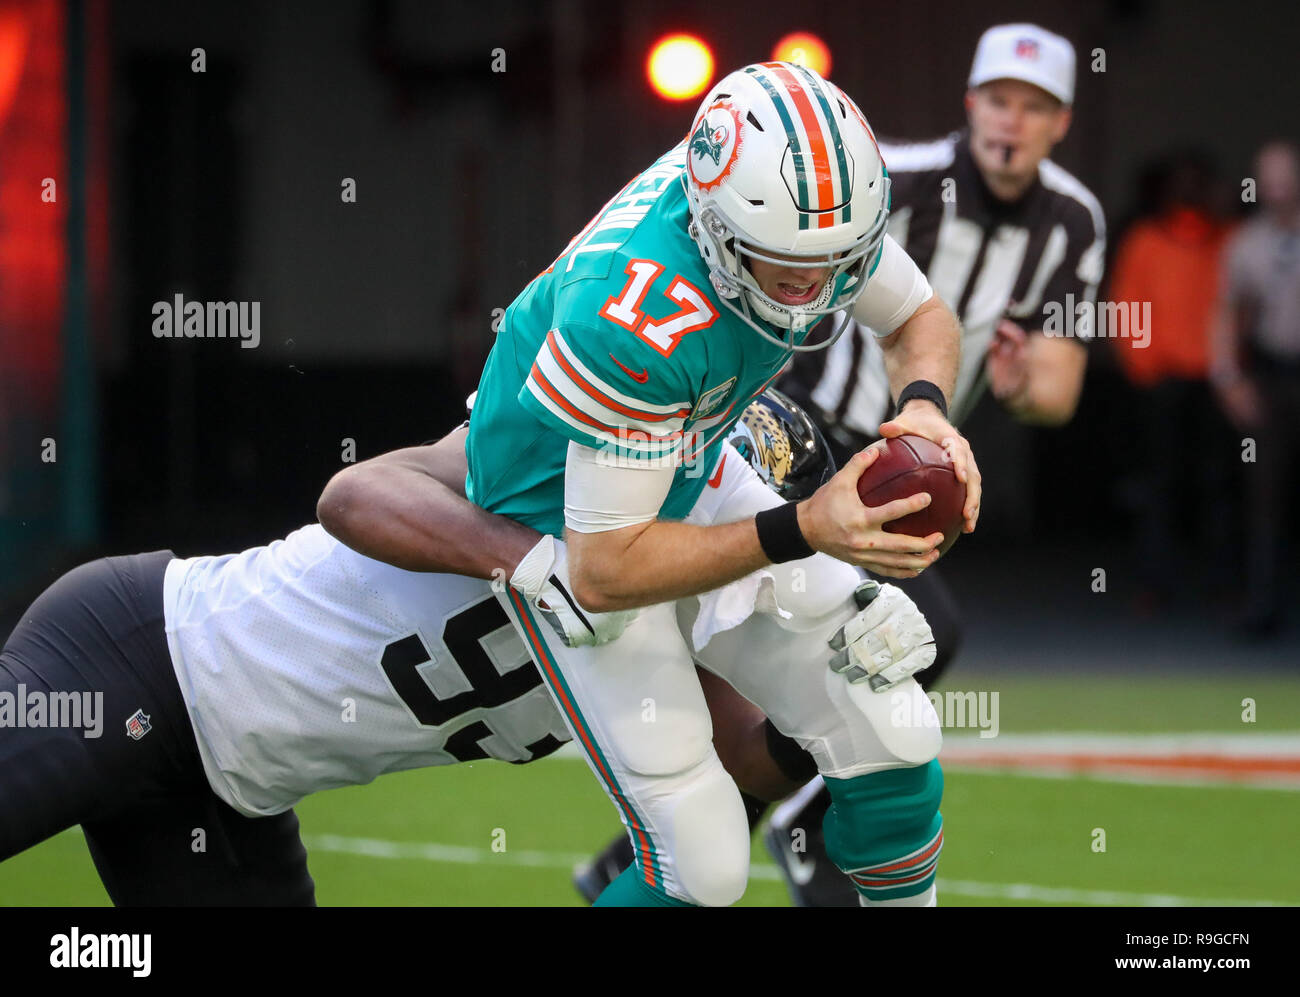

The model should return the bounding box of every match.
[938,732,1300,755]
[301,833,1288,907]
[938,731,1300,790]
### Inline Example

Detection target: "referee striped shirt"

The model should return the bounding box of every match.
[789,128,1106,435]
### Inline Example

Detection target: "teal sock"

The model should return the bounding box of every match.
[593,865,694,907]
[823,760,944,902]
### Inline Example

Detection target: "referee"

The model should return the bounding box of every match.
[771,23,1107,906]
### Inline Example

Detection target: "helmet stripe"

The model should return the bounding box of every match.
[830,82,889,232]
[830,82,883,161]
[763,62,837,229]
[744,65,812,229]
[790,64,853,227]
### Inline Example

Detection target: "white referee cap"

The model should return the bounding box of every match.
[968,23,1076,105]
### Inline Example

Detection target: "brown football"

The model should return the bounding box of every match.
[855,435,966,554]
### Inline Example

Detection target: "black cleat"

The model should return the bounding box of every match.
[764,779,860,907]
[572,833,634,905]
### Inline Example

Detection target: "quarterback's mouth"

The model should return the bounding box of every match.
[774,281,820,305]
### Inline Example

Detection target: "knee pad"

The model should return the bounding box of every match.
[847,676,943,767]
[664,757,751,907]
[603,693,714,778]
[821,759,944,903]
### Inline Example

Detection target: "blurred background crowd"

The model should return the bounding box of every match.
[1107,140,1299,637]
[0,0,1296,658]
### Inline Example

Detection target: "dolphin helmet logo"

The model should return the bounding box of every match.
[686,100,743,192]
[691,118,729,166]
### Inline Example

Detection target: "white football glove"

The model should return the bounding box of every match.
[828,580,936,691]
[509,535,637,648]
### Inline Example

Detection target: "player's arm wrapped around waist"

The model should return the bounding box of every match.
[509,533,638,647]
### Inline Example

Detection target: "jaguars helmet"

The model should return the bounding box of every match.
[727,387,835,501]
[682,62,891,351]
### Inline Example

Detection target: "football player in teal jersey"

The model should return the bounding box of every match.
[452,63,981,906]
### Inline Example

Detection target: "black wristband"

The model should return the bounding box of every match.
[755,502,815,564]
[895,380,949,419]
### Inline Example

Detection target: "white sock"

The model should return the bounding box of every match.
[859,883,937,907]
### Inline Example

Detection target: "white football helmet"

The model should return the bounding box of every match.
[682,62,891,351]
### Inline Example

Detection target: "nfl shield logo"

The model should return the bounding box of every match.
[1015,38,1039,60]
[125,708,152,740]
[694,377,737,419]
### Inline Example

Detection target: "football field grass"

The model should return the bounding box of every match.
[2,672,1298,906]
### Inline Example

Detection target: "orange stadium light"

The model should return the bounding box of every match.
[647,33,714,101]
[772,32,831,76]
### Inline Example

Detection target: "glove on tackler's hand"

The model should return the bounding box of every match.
[509,535,638,648]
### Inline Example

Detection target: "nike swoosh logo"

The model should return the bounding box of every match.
[707,454,726,488]
[609,353,649,383]
[786,849,817,886]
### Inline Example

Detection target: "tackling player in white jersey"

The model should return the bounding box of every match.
[0,489,566,903]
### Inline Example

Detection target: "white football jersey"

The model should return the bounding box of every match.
[162,524,569,817]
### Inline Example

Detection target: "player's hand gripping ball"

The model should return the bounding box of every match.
[856,435,967,555]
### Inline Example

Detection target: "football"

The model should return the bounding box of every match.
[855,435,966,554]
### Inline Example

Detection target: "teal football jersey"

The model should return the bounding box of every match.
[466,144,799,536]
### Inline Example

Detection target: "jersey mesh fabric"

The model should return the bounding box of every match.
[163,525,569,816]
